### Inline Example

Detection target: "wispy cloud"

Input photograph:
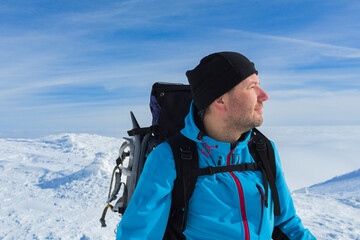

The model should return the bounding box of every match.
[250,31,360,59]
[221,28,360,61]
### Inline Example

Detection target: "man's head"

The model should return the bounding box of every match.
[186,51,258,111]
[186,51,269,141]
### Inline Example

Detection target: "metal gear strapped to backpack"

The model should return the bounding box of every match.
[100,82,280,237]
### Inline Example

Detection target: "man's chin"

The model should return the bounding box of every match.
[253,117,263,128]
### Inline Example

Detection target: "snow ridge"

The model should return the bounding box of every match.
[308,168,360,191]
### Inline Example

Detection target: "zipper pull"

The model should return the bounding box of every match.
[217,156,222,166]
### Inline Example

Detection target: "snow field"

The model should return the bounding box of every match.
[294,192,360,240]
[1,130,360,239]
[0,134,122,239]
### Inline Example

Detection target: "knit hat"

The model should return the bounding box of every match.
[186,51,258,110]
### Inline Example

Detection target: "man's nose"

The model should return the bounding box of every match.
[258,87,269,102]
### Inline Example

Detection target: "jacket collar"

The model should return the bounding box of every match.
[180,102,252,154]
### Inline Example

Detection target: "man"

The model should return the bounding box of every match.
[116,52,315,239]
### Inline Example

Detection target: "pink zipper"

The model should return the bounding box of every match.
[227,149,250,240]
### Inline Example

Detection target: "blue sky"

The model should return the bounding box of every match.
[1,0,360,138]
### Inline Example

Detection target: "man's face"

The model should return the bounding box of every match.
[224,74,269,132]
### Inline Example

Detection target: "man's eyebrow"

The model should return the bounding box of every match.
[248,80,260,86]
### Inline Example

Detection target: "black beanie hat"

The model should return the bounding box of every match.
[186,51,258,110]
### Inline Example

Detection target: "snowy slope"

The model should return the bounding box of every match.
[293,169,360,240]
[0,133,359,239]
[0,134,123,239]
[297,168,360,200]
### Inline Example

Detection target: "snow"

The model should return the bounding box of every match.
[0,134,122,239]
[293,168,360,239]
[0,129,359,239]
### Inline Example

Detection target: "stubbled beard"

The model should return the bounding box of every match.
[225,106,264,134]
[228,115,263,133]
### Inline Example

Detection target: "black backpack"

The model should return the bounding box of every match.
[100,82,280,239]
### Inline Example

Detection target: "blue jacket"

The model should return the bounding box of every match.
[116,103,315,239]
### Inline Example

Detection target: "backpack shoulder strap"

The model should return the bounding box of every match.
[163,132,198,239]
[248,128,281,216]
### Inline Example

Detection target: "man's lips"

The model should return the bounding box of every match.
[255,103,263,113]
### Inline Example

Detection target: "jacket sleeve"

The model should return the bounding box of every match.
[116,142,176,240]
[271,141,316,240]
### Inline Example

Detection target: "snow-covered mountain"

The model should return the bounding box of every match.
[293,168,360,239]
[296,168,360,201]
[0,133,359,239]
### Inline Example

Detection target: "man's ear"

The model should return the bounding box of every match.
[212,95,227,113]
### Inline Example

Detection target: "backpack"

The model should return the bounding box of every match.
[100,82,280,238]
